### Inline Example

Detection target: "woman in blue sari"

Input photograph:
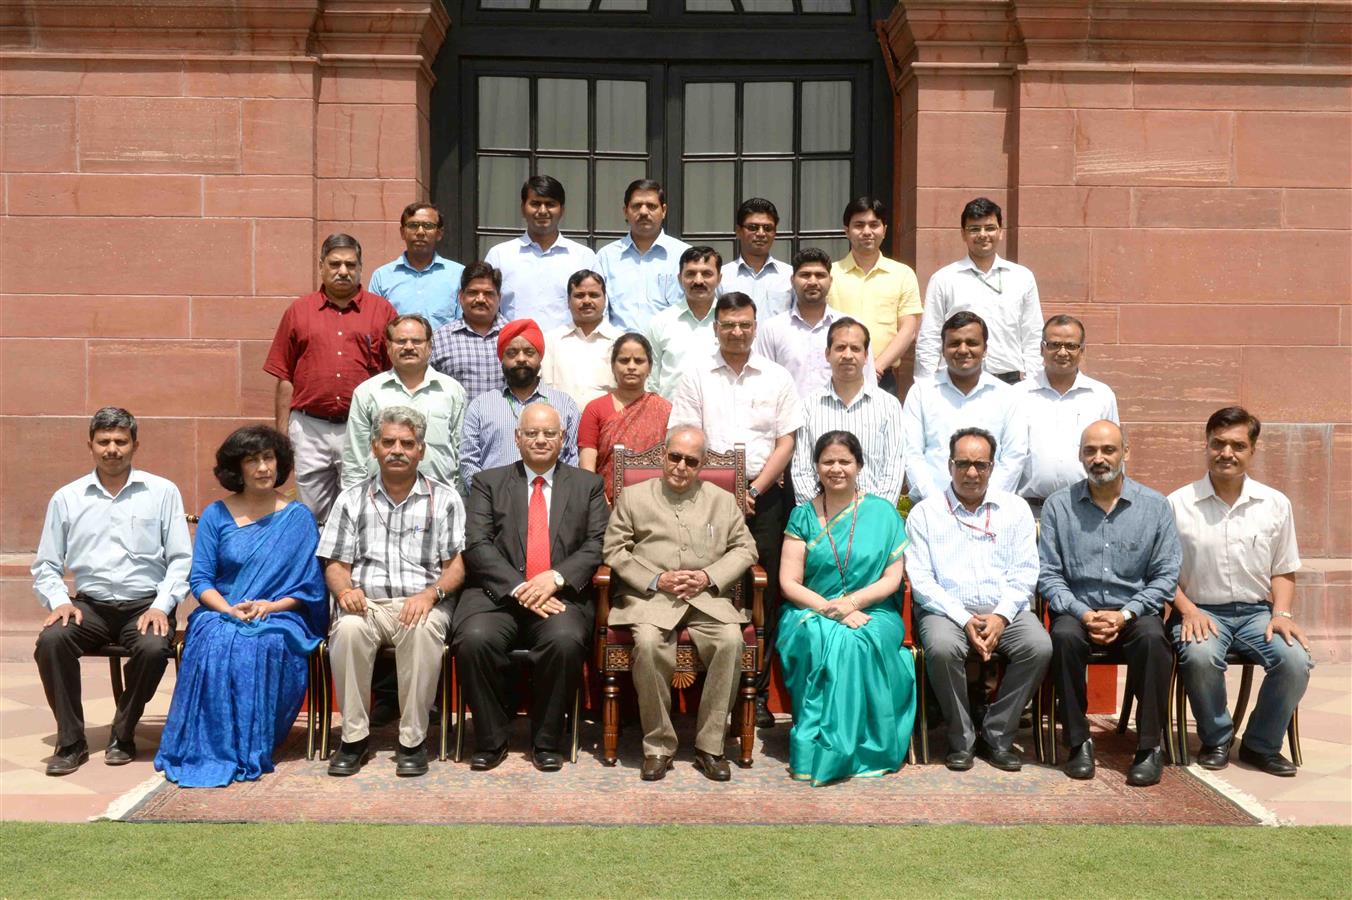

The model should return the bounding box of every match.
[778,430,916,786]
[155,425,328,787]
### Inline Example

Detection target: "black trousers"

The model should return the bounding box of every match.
[1050,613,1172,751]
[451,601,592,753]
[34,596,175,747]
[747,479,787,696]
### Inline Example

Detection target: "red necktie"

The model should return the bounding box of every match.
[525,475,550,579]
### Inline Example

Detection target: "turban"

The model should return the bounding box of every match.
[497,318,545,360]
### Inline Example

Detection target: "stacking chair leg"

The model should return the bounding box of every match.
[318,641,333,760]
[1288,708,1303,767]
[912,647,929,764]
[306,650,318,760]
[1116,669,1136,735]
[453,678,466,763]
[1231,664,1255,736]
[569,687,582,764]
[439,651,453,762]
[1170,663,1191,766]
[109,657,125,706]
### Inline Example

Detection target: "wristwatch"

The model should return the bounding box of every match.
[1121,609,1135,621]
[551,570,566,589]
[748,485,761,500]
[434,586,447,604]
[1274,610,1293,619]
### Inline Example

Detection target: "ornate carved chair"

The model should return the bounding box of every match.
[592,442,766,768]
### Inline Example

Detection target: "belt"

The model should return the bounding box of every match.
[300,409,348,425]
[74,593,157,605]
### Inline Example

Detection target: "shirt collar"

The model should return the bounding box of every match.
[678,300,717,324]
[452,315,506,337]
[956,253,1009,275]
[1196,474,1262,509]
[1032,369,1090,394]
[500,384,547,404]
[825,379,876,407]
[944,483,997,515]
[82,469,149,499]
[561,320,621,341]
[379,367,442,395]
[317,288,364,312]
[712,350,767,375]
[374,472,430,505]
[620,231,672,259]
[935,366,1001,395]
[789,303,837,328]
[516,233,574,255]
[524,464,557,487]
[841,252,899,275]
[733,256,787,278]
[397,252,446,273]
[1072,476,1138,508]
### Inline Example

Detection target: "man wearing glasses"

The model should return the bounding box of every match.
[717,198,794,319]
[914,197,1044,384]
[669,292,804,728]
[603,425,758,781]
[368,203,465,331]
[905,426,1050,772]
[1014,315,1120,518]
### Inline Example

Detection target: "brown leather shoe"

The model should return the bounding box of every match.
[693,749,731,782]
[640,755,673,781]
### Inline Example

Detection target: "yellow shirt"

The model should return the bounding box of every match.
[827,253,923,361]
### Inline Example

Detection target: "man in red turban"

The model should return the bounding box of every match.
[497,318,546,361]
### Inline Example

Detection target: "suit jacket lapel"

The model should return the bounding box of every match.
[548,464,572,558]
[509,461,528,562]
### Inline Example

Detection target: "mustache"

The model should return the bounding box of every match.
[385,453,411,464]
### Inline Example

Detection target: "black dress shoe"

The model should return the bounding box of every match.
[1238,743,1297,777]
[693,749,732,782]
[327,740,368,777]
[395,742,429,777]
[470,745,508,771]
[46,740,89,776]
[754,695,775,728]
[978,744,1023,772]
[532,748,564,772]
[1065,739,1096,780]
[1197,739,1232,771]
[104,739,136,766]
[1127,747,1164,787]
[640,755,674,781]
[944,749,974,771]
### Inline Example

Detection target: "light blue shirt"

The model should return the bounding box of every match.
[484,233,597,332]
[368,252,465,331]
[32,469,193,614]
[459,383,581,490]
[717,256,793,319]
[596,230,691,333]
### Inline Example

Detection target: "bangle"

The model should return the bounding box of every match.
[1274,610,1293,619]
[337,587,357,603]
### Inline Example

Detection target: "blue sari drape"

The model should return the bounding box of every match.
[155,500,328,787]
[777,494,916,786]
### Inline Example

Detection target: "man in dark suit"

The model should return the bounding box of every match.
[454,402,608,771]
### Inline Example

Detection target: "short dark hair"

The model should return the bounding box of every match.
[842,196,887,228]
[624,178,666,206]
[214,425,294,494]
[610,331,653,366]
[942,310,988,343]
[1042,314,1085,343]
[386,314,433,342]
[826,316,870,351]
[961,197,1003,228]
[89,407,137,441]
[460,261,502,293]
[715,291,757,319]
[736,197,779,228]
[522,175,566,206]
[567,269,606,295]
[814,430,864,467]
[679,245,723,272]
[1205,406,1261,444]
[791,247,833,273]
[399,202,443,229]
[949,426,997,461]
[320,233,362,263]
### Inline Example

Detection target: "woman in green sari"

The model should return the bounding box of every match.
[778,430,916,785]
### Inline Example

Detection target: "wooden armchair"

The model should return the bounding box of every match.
[592,442,767,768]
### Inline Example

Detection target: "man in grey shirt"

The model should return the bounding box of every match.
[1037,420,1180,787]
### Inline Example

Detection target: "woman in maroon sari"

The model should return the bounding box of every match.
[578,332,672,501]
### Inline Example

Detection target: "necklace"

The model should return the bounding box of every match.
[819,491,861,586]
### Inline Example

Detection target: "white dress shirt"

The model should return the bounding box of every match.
[904,486,1038,627]
[717,256,793,318]
[753,303,876,399]
[644,299,719,399]
[540,320,624,408]
[669,351,805,481]
[596,230,691,333]
[31,469,192,614]
[1168,476,1302,606]
[901,369,1028,501]
[914,254,1044,380]
[1015,370,1120,500]
[485,233,598,332]
[790,381,906,506]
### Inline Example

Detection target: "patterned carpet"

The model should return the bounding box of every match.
[119,713,1257,826]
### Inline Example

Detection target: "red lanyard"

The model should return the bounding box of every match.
[821,494,861,588]
[945,494,995,539]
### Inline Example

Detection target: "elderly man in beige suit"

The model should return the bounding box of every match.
[603,425,758,782]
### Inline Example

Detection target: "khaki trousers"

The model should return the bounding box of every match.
[631,608,743,757]
[329,596,451,748]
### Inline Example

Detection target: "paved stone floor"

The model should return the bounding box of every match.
[0,632,1347,826]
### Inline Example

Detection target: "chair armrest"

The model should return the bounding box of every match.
[592,565,612,670]
[749,564,767,628]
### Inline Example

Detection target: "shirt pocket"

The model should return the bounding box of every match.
[1112,540,1143,579]
[124,516,161,556]
[425,408,452,448]
[747,394,779,435]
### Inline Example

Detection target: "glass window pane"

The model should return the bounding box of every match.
[598,0,647,8]
[803,236,850,261]
[800,0,853,10]
[741,160,794,233]
[537,157,589,233]
[742,0,794,10]
[538,79,588,151]
[479,156,531,228]
[685,0,734,9]
[742,82,792,154]
[799,159,850,232]
[684,82,735,154]
[481,0,531,7]
[597,81,646,153]
[706,240,736,266]
[479,77,530,150]
[596,159,649,232]
[682,161,735,235]
[478,234,501,259]
[539,0,590,7]
[801,81,852,153]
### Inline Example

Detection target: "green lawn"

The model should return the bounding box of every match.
[2,822,1347,898]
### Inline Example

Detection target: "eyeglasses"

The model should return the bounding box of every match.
[717,321,755,333]
[666,451,702,468]
[950,459,993,473]
[519,428,562,441]
[403,221,440,232]
[389,337,428,347]
[739,223,776,234]
[963,225,1001,235]
[1042,340,1082,353]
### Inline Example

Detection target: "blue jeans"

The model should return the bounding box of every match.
[1171,602,1313,756]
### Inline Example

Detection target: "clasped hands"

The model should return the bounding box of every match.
[657,569,711,601]
[228,599,280,623]
[1081,610,1127,645]
[964,613,1008,660]
[820,595,870,630]
[516,571,565,619]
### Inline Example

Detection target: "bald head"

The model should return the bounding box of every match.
[1079,419,1127,487]
[515,402,563,473]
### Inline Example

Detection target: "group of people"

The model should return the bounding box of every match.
[31,177,1312,791]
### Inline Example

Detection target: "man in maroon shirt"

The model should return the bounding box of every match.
[264,233,398,521]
